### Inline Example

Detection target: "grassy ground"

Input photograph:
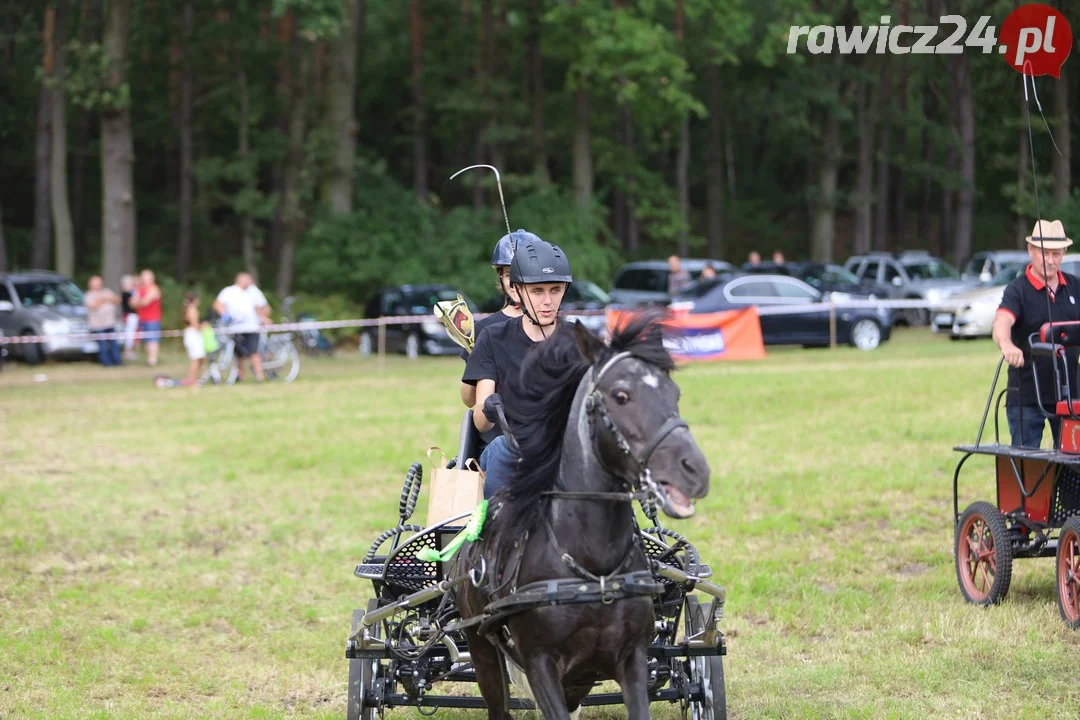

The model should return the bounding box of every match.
[2,329,1080,719]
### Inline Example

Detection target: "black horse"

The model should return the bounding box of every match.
[452,310,711,720]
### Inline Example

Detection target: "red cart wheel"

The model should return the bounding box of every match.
[955,501,1013,606]
[1055,517,1080,629]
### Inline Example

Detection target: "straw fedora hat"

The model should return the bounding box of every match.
[1025,219,1073,249]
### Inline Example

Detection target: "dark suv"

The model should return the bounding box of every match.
[843,251,973,326]
[358,284,479,358]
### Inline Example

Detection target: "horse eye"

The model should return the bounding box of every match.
[613,390,631,405]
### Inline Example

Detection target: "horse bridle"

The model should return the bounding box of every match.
[543,351,687,506]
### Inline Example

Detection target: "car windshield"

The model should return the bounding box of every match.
[902,260,959,280]
[404,289,476,314]
[800,264,860,287]
[14,280,85,307]
[991,264,1024,285]
[572,281,611,304]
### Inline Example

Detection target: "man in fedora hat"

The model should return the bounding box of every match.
[993,219,1079,448]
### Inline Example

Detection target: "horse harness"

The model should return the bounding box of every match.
[450,351,684,638]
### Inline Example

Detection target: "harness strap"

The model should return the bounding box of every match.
[540,490,646,502]
[473,570,665,637]
[638,417,688,466]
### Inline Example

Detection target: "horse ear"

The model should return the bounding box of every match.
[571,320,604,363]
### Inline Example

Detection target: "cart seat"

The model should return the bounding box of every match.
[456,409,482,468]
[1056,400,1080,416]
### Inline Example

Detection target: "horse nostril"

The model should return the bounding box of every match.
[680,457,697,475]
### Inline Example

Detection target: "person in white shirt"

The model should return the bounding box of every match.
[213,272,270,382]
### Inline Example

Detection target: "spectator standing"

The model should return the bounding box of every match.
[180,291,208,386]
[120,274,139,360]
[744,251,762,269]
[214,272,270,382]
[772,250,786,264]
[667,255,691,296]
[130,269,162,367]
[85,275,122,367]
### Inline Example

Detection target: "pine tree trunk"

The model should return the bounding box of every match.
[48,0,74,277]
[705,61,724,258]
[1052,65,1071,205]
[408,0,425,199]
[0,205,7,272]
[175,0,194,281]
[618,106,639,254]
[950,51,974,267]
[526,0,547,182]
[873,56,892,251]
[276,38,309,298]
[34,6,54,270]
[891,0,908,246]
[326,0,359,213]
[472,0,492,210]
[237,58,257,281]
[812,100,839,262]
[918,88,935,244]
[572,89,592,208]
[101,0,135,291]
[1016,92,1030,247]
[854,76,874,256]
[267,11,294,269]
[71,0,99,260]
[674,0,689,254]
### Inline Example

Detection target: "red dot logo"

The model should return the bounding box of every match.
[999,3,1072,77]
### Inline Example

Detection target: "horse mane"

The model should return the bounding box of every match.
[492,308,674,531]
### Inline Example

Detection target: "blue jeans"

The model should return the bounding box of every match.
[94,330,122,367]
[478,435,516,499]
[1006,404,1061,449]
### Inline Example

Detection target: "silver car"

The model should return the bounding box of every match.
[0,271,98,365]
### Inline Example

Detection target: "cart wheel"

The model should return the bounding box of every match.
[683,595,727,720]
[1056,517,1080,629]
[347,599,382,720]
[955,501,1013,606]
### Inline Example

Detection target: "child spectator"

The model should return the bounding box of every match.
[180,292,207,386]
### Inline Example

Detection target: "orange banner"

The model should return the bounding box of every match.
[606,307,766,362]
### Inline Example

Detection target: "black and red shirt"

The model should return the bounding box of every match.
[998,265,1080,406]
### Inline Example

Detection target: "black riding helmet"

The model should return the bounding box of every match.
[508,235,573,285]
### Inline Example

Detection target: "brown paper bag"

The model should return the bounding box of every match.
[425,447,485,527]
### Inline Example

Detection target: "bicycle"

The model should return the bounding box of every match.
[256,329,301,383]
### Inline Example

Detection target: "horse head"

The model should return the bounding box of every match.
[569,313,710,519]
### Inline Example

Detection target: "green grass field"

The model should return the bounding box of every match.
[3,330,1080,719]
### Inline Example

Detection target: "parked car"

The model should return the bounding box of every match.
[1059,253,1080,277]
[609,259,736,307]
[742,261,891,299]
[843,251,973,326]
[961,250,1030,283]
[672,274,893,350]
[931,263,1025,338]
[358,284,479,358]
[0,270,98,365]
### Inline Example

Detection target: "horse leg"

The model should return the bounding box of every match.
[465,627,513,720]
[614,645,651,720]
[564,684,592,720]
[522,654,572,720]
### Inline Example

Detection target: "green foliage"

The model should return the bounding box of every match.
[57,40,130,112]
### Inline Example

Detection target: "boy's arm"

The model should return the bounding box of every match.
[473,379,496,432]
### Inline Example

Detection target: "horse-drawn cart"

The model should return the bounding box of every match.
[953,321,1080,627]
[345,441,728,719]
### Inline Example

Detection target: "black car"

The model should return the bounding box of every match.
[359,284,479,358]
[672,274,894,350]
[742,261,891,299]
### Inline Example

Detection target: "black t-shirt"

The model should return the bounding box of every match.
[121,290,134,315]
[999,266,1080,406]
[462,316,539,435]
[459,309,514,362]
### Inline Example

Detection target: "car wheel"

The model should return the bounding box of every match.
[405,333,419,359]
[849,319,882,351]
[358,332,373,356]
[23,329,44,366]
